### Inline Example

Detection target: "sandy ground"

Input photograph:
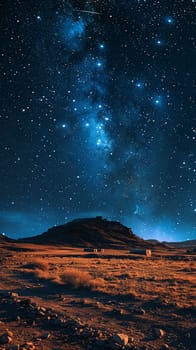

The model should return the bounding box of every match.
[0,242,195,350]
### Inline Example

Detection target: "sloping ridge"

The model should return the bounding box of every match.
[20,216,150,248]
[0,233,15,243]
[166,239,196,248]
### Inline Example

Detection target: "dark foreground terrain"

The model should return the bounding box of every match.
[0,241,195,350]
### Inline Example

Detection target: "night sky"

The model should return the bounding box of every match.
[0,0,195,241]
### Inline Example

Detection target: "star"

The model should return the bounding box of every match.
[97,139,102,146]
[155,39,163,46]
[165,16,175,24]
[96,61,103,67]
[135,81,144,88]
[152,96,163,106]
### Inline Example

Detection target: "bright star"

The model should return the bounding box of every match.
[96,124,103,130]
[85,122,90,127]
[97,62,102,67]
[156,39,162,45]
[99,44,105,49]
[62,124,66,128]
[165,16,174,24]
[97,139,101,146]
[153,96,162,106]
[135,81,144,88]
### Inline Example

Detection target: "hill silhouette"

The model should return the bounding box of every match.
[20,216,149,248]
[0,233,14,243]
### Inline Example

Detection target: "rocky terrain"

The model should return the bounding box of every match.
[0,219,195,349]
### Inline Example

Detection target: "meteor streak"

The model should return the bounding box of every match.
[74,9,101,15]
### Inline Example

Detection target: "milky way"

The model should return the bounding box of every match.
[0,0,195,241]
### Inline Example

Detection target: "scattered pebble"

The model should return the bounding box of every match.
[111,333,129,346]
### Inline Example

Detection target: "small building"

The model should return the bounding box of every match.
[83,248,98,253]
[129,249,152,257]
[97,248,104,253]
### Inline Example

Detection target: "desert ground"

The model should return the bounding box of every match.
[0,242,195,350]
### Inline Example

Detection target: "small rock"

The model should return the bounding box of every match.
[22,342,35,350]
[82,327,94,338]
[96,331,103,338]
[0,331,13,344]
[10,292,19,299]
[41,333,51,339]
[65,318,84,328]
[56,317,67,326]
[154,328,165,338]
[6,331,13,337]
[112,333,129,346]
[138,308,146,315]
[40,306,46,312]
[118,309,125,315]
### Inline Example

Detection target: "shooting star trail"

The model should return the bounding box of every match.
[74,9,101,15]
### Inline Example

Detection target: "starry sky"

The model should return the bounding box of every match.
[0,0,195,241]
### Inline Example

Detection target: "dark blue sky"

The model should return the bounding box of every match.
[0,0,195,241]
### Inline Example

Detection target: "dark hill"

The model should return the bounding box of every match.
[166,239,196,248]
[20,216,150,249]
[0,233,15,243]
